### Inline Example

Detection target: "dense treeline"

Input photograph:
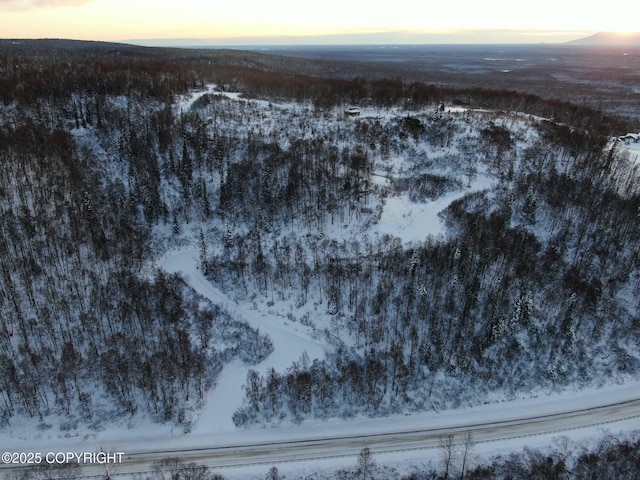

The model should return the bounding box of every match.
[1,41,637,135]
[460,437,640,480]
[0,121,271,425]
[209,66,636,136]
[0,47,274,427]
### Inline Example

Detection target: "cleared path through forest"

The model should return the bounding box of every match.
[161,249,326,435]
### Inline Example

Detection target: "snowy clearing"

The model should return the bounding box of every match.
[375,174,496,242]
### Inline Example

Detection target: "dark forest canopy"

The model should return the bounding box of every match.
[1,39,637,135]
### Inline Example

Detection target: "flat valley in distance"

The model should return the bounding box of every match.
[240,44,640,119]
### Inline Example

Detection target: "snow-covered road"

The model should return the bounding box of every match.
[3,395,639,478]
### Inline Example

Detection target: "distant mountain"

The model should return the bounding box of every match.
[567,32,640,46]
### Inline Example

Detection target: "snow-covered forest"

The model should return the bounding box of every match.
[216,91,640,425]
[0,40,639,437]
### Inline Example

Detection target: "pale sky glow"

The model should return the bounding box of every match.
[0,0,638,43]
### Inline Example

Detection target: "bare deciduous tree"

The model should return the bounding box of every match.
[357,447,375,480]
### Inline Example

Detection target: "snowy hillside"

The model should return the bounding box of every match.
[168,86,640,427]
[0,42,639,479]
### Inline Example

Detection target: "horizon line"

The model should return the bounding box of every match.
[123,30,640,48]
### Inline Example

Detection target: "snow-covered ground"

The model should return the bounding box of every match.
[161,249,326,436]
[617,136,640,162]
[374,174,495,242]
[5,246,639,460]
[151,249,640,455]
[175,84,243,112]
[1,85,639,479]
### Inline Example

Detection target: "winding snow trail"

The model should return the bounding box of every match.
[161,249,326,437]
